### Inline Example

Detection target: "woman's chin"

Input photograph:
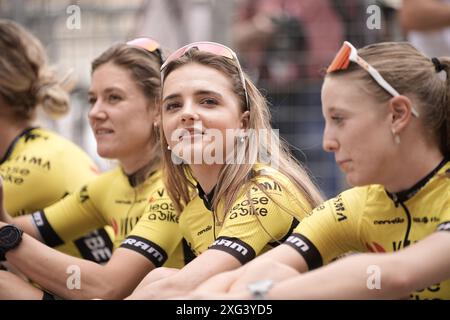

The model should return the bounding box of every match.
[97,148,117,160]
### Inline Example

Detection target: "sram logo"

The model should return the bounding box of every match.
[212,238,249,256]
[286,235,310,252]
[251,181,282,193]
[122,238,164,263]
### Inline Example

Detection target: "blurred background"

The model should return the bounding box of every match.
[0,0,414,197]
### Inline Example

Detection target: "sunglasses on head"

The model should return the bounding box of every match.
[160,41,250,110]
[327,41,419,117]
[126,37,164,65]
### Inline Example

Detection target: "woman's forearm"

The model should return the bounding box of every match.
[266,253,412,299]
[5,233,116,299]
[266,232,450,300]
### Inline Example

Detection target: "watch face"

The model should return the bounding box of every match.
[0,225,22,250]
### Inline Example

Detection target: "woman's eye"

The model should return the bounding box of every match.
[88,97,96,106]
[201,98,218,105]
[108,95,122,103]
[165,102,181,111]
[331,116,343,124]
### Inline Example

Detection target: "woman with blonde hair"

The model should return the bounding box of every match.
[185,41,450,300]
[128,42,323,299]
[0,19,112,266]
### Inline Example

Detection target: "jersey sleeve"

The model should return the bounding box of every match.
[209,175,310,265]
[33,180,107,247]
[284,187,367,270]
[120,187,182,267]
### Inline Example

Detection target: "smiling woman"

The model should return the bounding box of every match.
[162,63,245,167]
[126,42,323,300]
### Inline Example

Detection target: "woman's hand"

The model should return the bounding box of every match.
[228,259,300,293]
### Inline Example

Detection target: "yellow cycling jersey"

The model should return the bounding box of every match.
[32,167,190,268]
[180,164,313,264]
[0,127,113,263]
[284,159,450,300]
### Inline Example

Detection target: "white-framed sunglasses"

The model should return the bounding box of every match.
[327,41,419,117]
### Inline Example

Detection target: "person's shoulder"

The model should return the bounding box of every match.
[250,164,293,193]
[343,184,376,196]
[98,166,123,180]
[331,185,373,207]
[28,128,73,148]
[440,161,450,185]
[26,128,94,165]
[143,170,174,200]
[428,161,450,202]
[81,167,122,191]
[14,127,53,153]
[147,169,165,188]
[12,127,94,171]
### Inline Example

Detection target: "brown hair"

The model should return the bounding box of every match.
[327,42,449,161]
[91,42,165,170]
[0,19,69,119]
[161,49,323,222]
[91,43,163,104]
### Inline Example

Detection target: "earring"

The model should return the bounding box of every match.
[167,145,171,150]
[392,129,401,145]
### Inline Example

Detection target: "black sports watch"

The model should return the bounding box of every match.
[0,225,24,261]
[247,279,273,300]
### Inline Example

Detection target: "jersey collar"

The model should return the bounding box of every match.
[196,183,216,211]
[0,127,38,164]
[195,167,259,211]
[125,160,159,187]
[386,157,448,205]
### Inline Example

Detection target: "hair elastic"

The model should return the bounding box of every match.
[432,57,445,73]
